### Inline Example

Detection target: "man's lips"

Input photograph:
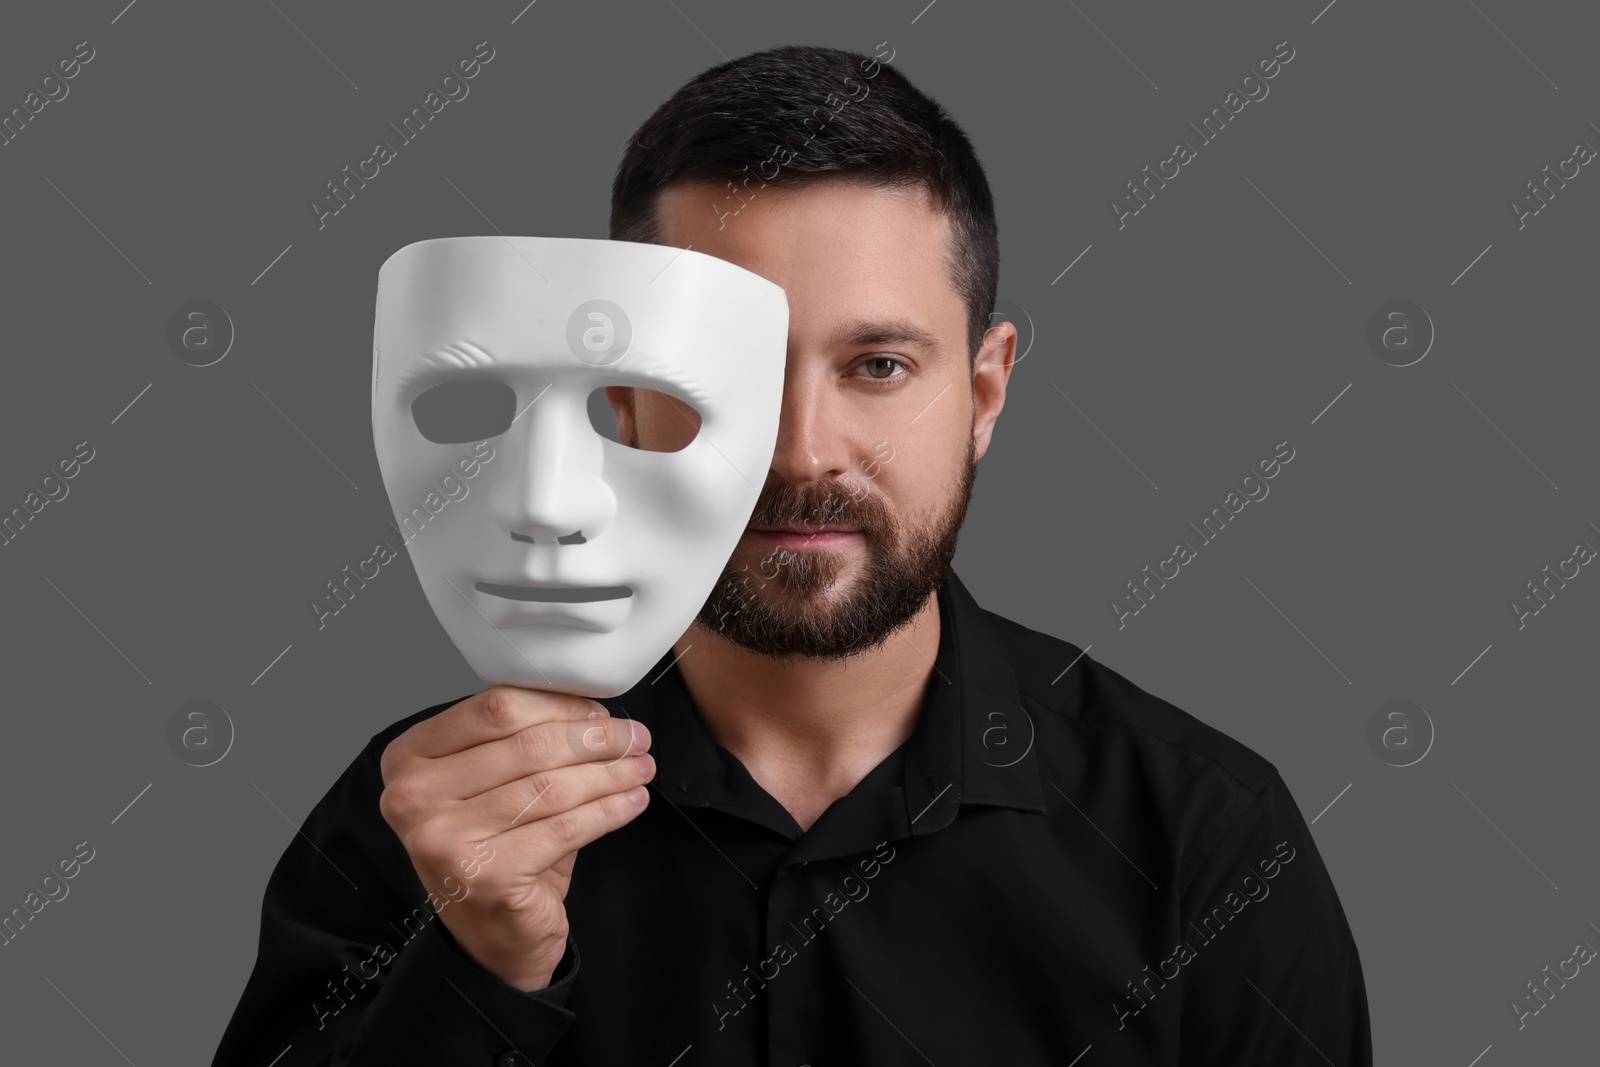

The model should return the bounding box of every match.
[748,524,861,534]
[747,524,863,546]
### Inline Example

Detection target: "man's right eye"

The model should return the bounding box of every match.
[410,381,517,444]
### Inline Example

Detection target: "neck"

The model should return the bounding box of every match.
[672,591,942,821]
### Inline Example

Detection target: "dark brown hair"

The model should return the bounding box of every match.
[609,44,999,363]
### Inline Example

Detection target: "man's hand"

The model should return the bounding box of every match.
[378,685,654,991]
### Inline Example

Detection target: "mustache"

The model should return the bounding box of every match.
[748,478,887,531]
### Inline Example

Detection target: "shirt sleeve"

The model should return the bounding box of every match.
[209,728,580,1066]
[1175,773,1373,1066]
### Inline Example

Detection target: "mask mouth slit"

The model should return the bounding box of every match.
[511,531,588,544]
[474,580,633,603]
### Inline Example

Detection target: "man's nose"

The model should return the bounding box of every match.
[502,393,616,542]
[767,371,852,485]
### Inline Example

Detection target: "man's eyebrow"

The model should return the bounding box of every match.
[830,319,942,352]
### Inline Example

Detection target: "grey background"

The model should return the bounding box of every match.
[0,0,1594,1063]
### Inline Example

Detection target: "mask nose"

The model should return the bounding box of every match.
[502,391,615,543]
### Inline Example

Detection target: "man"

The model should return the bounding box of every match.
[213,44,1372,1066]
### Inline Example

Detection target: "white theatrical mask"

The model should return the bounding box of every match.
[372,236,788,698]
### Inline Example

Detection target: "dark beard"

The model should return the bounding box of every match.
[695,438,977,661]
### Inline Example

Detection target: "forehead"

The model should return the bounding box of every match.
[653,178,963,339]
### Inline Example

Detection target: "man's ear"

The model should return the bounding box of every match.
[604,386,637,447]
[972,320,1016,463]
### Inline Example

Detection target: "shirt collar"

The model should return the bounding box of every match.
[627,566,1046,843]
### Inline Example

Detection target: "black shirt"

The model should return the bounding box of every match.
[211,567,1372,1066]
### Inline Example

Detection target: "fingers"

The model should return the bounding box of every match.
[426,754,656,871]
[479,773,653,873]
[426,712,651,801]
[396,686,606,762]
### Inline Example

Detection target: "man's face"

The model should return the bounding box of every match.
[609,178,1014,661]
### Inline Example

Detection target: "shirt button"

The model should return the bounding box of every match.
[497,1052,526,1067]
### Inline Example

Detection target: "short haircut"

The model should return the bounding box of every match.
[609,44,1000,364]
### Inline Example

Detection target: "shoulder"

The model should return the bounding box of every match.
[986,607,1276,788]
[981,607,1286,886]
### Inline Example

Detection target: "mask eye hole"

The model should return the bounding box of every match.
[590,386,701,453]
[586,387,624,445]
[411,380,517,444]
